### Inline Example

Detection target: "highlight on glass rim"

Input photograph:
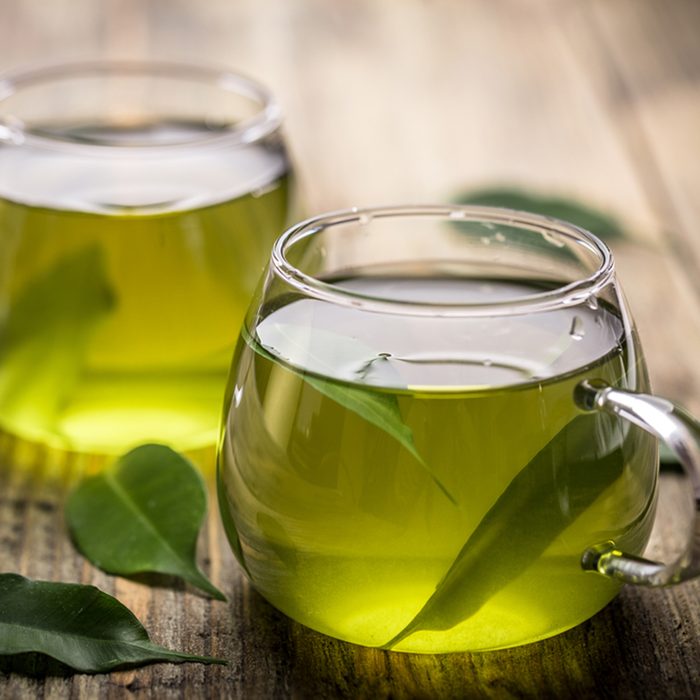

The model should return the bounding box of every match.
[0,61,294,455]
[218,205,700,653]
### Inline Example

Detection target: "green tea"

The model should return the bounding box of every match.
[0,125,290,453]
[218,276,657,652]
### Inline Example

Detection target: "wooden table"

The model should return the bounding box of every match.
[1,1,700,697]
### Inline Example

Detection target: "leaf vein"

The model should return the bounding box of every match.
[102,470,193,575]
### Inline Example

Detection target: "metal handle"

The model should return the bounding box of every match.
[575,380,700,586]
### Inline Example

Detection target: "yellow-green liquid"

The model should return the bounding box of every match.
[218,277,657,652]
[0,174,290,453]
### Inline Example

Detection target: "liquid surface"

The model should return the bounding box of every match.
[219,276,657,652]
[0,122,291,453]
[255,277,626,389]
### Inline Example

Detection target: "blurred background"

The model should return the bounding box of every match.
[1,0,699,407]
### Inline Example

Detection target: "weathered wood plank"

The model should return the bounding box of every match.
[586,0,700,294]
[546,0,700,339]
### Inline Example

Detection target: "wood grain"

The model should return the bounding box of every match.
[1,0,699,697]
[1,444,698,699]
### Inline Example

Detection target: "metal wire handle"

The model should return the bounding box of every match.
[576,380,700,586]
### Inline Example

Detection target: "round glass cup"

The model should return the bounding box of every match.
[218,205,700,653]
[0,61,295,455]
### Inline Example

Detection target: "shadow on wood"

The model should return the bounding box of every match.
[240,584,631,699]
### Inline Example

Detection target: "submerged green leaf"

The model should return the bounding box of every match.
[251,331,456,505]
[303,374,456,505]
[383,414,629,648]
[454,187,626,241]
[0,574,225,673]
[66,445,226,600]
[0,246,114,435]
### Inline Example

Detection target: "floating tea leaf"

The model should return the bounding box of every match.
[251,326,456,504]
[384,414,628,648]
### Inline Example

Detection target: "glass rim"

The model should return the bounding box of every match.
[271,204,616,317]
[0,60,282,153]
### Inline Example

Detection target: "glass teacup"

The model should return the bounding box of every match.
[0,61,294,455]
[217,205,700,653]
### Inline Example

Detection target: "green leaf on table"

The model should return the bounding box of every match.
[251,326,456,505]
[383,413,628,649]
[66,445,226,600]
[454,187,626,240]
[0,573,226,673]
[0,246,114,435]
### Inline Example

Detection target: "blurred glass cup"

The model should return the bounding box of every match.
[218,205,700,652]
[0,61,294,455]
